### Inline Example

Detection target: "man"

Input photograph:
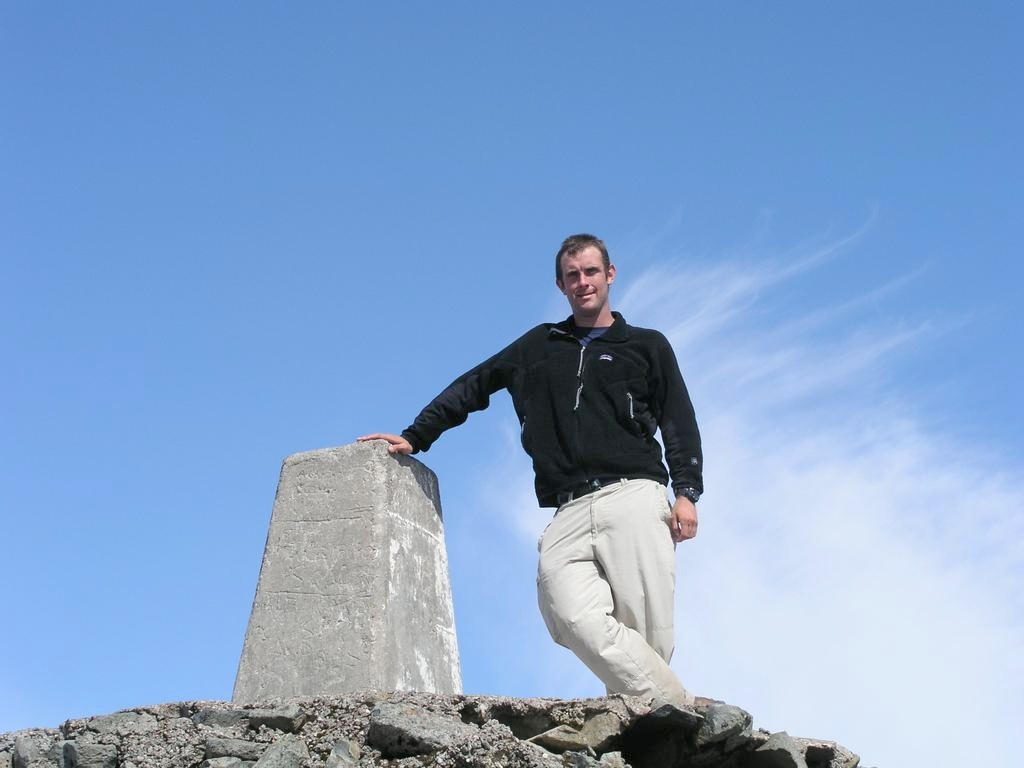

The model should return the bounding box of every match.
[360,233,702,706]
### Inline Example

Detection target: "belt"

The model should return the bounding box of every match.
[555,477,628,506]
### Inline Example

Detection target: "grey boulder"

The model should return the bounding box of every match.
[205,737,267,762]
[366,702,479,757]
[252,735,308,768]
[326,739,360,767]
[248,705,307,734]
[63,740,117,768]
[13,734,63,768]
[529,711,624,753]
[748,731,810,768]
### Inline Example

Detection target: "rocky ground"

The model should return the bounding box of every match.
[0,693,862,768]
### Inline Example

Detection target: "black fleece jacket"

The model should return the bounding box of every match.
[402,312,703,507]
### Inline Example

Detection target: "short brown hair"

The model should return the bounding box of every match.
[555,234,610,280]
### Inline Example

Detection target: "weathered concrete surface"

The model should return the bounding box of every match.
[233,441,461,701]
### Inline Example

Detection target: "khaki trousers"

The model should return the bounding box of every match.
[536,478,691,704]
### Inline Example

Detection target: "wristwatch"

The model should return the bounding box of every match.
[678,487,701,504]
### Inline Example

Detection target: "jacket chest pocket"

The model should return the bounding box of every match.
[623,388,655,438]
[590,377,653,439]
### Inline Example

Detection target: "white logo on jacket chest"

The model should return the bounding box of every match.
[599,354,614,362]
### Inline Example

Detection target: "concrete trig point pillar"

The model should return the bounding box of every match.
[233,441,462,702]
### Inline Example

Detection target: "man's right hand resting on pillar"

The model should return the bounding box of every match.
[358,433,413,455]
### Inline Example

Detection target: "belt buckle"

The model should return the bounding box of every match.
[558,479,605,507]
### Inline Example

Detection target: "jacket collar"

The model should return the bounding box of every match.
[549,311,630,342]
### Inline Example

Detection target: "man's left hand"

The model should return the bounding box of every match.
[670,496,698,542]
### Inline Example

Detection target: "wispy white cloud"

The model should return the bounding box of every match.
[473,227,1021,767]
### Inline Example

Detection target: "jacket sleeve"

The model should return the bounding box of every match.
[400,346,517,453]
[650,332,704,497]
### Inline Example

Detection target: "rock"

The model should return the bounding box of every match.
[619,703,704,768]
[62,740,117,768]
[462,696,596,739]
[12,736,39,768]
[558,750,632,768]
[747,732,809,768]
[744,729,773,751]
[200,759,244,768]
[252,735,308,768]
[247,704,306,733]
[326,739,360,767]
[462,700,554,739]
[13,734,63,768]
[515,740,568,767]
[205,737,268,762]
[643,703,703,734]
[620,702,702,746]
[529,711,624,752]
[0,693,862,768]
[193,708,250,729]
[799,738,860,768]
[85,712,158,735]
[142,702,192,720]
[695,703,752,748]
[366,702,479,757]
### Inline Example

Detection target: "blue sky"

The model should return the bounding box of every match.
[3,3,1021,766]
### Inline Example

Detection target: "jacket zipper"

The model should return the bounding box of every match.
[573,344,586,411]
[627,391,635,419]
[573,340,587,476]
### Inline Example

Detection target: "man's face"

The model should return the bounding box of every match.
[557,245,616,321]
